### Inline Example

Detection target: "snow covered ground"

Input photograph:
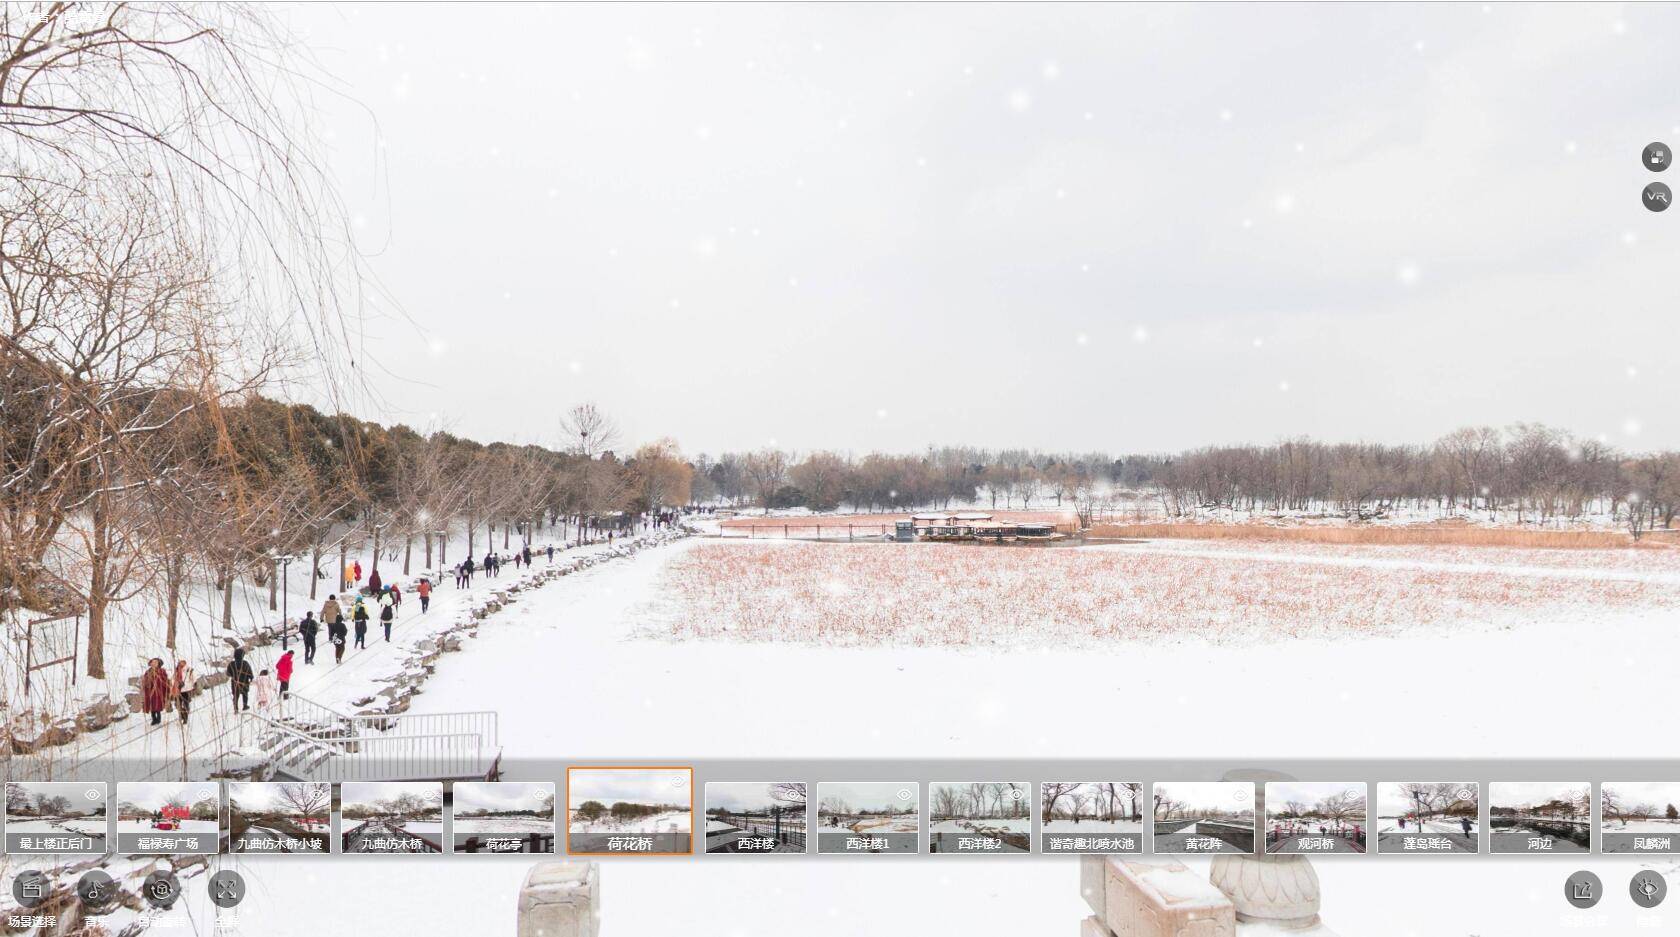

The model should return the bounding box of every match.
[392,535,1680,932]
[1044,819,1144,834]
[453,817,553,835]
[1602,819,1680,834]
[931,818,1030,833]
[408,537,1680,761]
[3,818,104,836]
[10,532,1678,933]
[823,815,919,834]
[113,819,218,835]
[568,811,691,834]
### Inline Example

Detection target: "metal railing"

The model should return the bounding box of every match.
[718,811,806,850]
[245,695,500,782]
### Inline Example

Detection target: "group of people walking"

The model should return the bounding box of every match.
[222,647,291,712]
[137,646,294,727]
[138,658,198,726]
[452,545,552,587]
[140,537,581,730]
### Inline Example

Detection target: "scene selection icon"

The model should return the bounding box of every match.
[704,782,807,854]
[1600,782,1680,854]
[1488,782,1591,854]
[1263,782,1367,854]
[227,782,331,854]
[340,782,444,854]
[114,782,219,855]
[1374,782,1479,854]
[5,782,108,855]
[568,767,693,855]
[928,782,1031,854]
[452,782,556,854]
[1645,141,1670,172]
[1150,782,1256,855]
[1041,782,1145,854]
[816,782,919,854]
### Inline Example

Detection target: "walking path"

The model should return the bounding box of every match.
[9,532,682,782]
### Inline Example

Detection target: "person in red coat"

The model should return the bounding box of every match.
[140,658,170,727]
[276,649,295,700]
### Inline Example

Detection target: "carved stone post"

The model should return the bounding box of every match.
[517,861,599,937]
[1208,769,1323,930]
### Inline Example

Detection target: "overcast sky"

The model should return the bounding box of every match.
[1157,781,1253,812]
[1376,782,1478,816]
[818,781,918,813]
[455,782,553,814]
[1490,781,1589,809]
[228,782,328,814]
[340,781,441,811]
[1266,782,1365,813]
[568,769,692,807]
[285,3,1680,454]
[706,781,804,813]
[1602,782,1680,805]
[120,783,219,813]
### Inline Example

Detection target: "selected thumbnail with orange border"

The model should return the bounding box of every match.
[566,766,694,856]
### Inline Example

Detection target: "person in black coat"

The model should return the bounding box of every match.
[299,611,320,664]
[329,617,349,663]
[352,602,370,648]
[225,649,254,712]
[380,601,394,641]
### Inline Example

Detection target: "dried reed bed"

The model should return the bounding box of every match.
[649,542,1677,649]
[718,509,1078,529]
[1087,523,1644,550]
[1124,539,1680,577]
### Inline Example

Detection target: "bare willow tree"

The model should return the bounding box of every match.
[1,3,368,679]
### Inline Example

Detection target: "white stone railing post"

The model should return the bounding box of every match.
[518,861,599,937]
[1078,769,1342,936]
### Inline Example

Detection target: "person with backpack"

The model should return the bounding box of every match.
[329,615,349,664]
[352,600,370,649]
[380,598,395,641]
[226,649,254,712]
[140,658,170,727]
[299,611,320,664]
[416,577,431,613]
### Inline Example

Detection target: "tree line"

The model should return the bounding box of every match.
[693,424,1680,533]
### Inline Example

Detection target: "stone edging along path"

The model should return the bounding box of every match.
[3,528,690,757]
[343,527,689,718]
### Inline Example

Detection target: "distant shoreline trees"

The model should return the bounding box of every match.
[693,425,1680,535]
